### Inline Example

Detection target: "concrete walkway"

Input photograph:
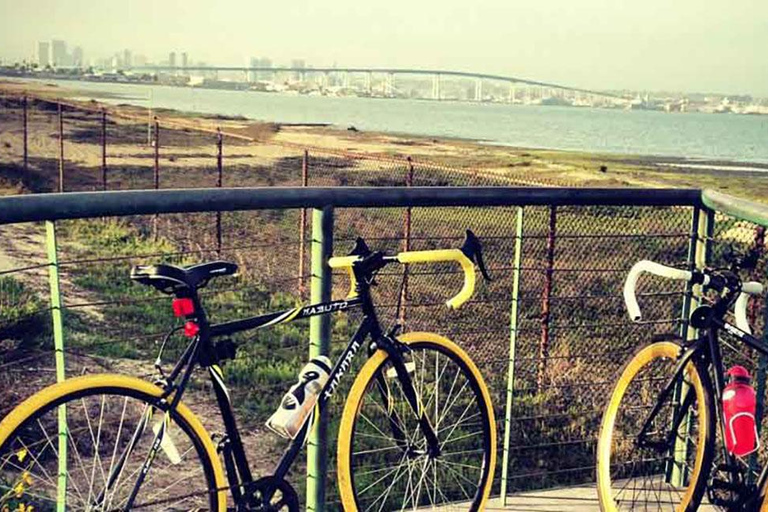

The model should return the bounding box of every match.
[422,483,722,510]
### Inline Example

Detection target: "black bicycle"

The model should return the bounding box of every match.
[597,253,768,511]
[0,231,497,511]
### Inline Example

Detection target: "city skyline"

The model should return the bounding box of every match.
[1,0,766,97]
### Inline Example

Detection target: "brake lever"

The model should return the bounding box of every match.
[461,229,493,281]
[349,237,372,257]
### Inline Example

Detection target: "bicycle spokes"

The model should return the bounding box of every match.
[607,350,707,510]
[348,343,492,511]
[0,391,214,511]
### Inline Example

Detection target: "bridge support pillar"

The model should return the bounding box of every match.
[508,83,516,103]
[386,73,394,97]
[474,78,482,101]
[432,74,441,100]
[365,72,372,95]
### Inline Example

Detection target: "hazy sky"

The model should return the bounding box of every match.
[1,0,766,96]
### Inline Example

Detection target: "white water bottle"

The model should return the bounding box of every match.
[266,356,332,439]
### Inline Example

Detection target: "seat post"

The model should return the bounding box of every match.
[187,289,219,368]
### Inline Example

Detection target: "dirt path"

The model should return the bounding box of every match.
[0,222,104,319]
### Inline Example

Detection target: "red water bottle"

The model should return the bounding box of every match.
[722,365,758,457]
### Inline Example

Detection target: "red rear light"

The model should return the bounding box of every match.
[172,298,195,317]
[184,321,200,338]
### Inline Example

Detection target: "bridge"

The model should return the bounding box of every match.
[127,65,630,104]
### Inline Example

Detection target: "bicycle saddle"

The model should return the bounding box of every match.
[130,261,238,294]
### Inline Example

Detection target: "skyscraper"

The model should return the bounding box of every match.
[122,49,132,68]
[72,46,84,67]
[181,52,188,69]
[169,52,177,68]
[51,40,68,67]
[38,42,51,67]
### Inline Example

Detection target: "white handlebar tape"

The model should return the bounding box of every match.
[734,282,764,335]
[624,260,693,322]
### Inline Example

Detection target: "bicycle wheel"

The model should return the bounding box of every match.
[0,374,227,511]
[597,341,715,512]
[338,332,496,511]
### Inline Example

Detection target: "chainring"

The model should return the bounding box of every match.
[247,476,300,512]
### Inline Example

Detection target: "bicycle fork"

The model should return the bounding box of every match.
[374,341,441,458]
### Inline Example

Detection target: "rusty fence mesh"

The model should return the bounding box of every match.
[2,93,768,508]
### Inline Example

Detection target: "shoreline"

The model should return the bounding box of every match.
[2,78,768,202]
[5,77,768,167]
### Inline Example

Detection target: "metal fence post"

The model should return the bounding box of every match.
[538,205,556,390]
[398,156,414,326]
[153,117,160,240]
[216,128,223,256]
[58,103,64,193]
[101,109,107,191]
[153,117,160,190]
[756,289,768,435]
[749,226,766,478]
[307,205,333,512]
[298,150,309,297]
[500,206,524,504]
[22,95,28,173]
[45,220,68,510]
[670,206,710,486]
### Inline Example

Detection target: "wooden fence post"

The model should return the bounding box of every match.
[153,117,160,240]
[216,127,223,256]
[22,96,28,173]
[57,103,65,192]
[398,157,414,326]
[101,109,107,191]
[298,149,309,296]
[538,205,556,390]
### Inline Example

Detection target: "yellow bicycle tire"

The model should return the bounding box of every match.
[0,374,228,510]
[337,332,496,511]
[596,341,714,512]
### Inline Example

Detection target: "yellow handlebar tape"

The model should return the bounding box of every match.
[396,249,476,309]
[327,249,476,308]
[328,255,362,298]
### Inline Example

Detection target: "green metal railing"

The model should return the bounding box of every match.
[3,186,768,510]
[45,221,68,512]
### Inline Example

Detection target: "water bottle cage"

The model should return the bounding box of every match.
[726,412,761,457]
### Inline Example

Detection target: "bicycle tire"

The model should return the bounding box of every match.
[337,332,496,511]
[0,374,227,511]
[597,341,715,512]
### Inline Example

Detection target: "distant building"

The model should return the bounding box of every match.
[38,41,51,67]
[72,46,84,67]
[248,57,272,81]
[291,59,306,69]
[51,39,68,67]
[181,52,188,69]
[169,52,177,68]
[248,57,259,82]
[122,49,132,68]
[134,54,148,67]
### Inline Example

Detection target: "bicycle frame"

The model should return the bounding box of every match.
[137,278,438,508]
[637,315,768,508]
